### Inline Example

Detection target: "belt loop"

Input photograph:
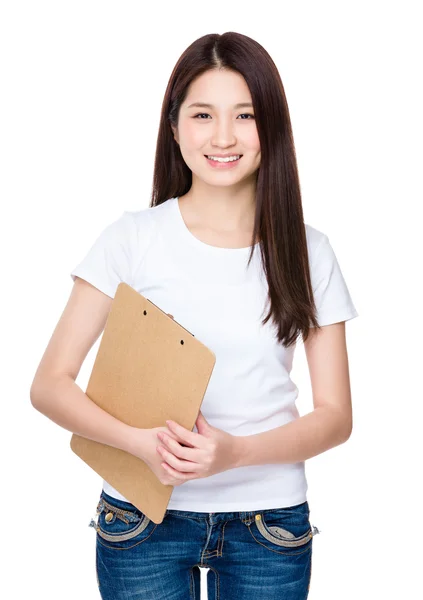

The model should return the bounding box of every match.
[241,510,254,524]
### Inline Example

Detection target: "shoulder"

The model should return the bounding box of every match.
[124,198,174,237]
[118,200,175,267]
[124,198,176,250]
[304,223,329,265]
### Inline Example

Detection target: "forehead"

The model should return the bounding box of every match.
[184,69,252,107]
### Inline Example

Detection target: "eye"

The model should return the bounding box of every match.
[192,113,255,120]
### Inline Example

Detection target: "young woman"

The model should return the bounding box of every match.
[31,31,358,599]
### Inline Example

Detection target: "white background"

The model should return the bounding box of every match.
[2,1,421,598]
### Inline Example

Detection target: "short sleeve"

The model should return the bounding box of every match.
[310,234,359,327]
[70,211,137,298]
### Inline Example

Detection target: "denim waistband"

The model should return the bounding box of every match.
[99,489,309,523]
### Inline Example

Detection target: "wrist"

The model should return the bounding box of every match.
[122,425,145,457]
[233,435,248,469]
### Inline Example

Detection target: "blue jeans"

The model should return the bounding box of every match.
[90,489,318,599]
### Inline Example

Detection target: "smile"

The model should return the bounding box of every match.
[204,155,243,169]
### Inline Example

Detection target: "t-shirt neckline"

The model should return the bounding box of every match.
[172,196,260,254]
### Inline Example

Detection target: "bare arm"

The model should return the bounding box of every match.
[233,322,353,467]
[30,277,141,455]
[31,374,140,454]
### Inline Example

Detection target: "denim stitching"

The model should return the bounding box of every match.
[256,514,312,547]
[94,497,151,542]
[204,565,219,600]
[218,520,227,557]
[96,524,158,549]
[97,498,140,523]
[246,523,313,556]
[189,567,194,600]
[96,516,151,542]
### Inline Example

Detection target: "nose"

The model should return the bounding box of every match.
[210,117,237,148]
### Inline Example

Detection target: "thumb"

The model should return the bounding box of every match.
[196,410,210,431]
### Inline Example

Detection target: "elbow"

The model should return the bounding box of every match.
[341,418,353,442]
[329,407,352,444]
[342,426,352,443]
[30,376,52,410]
[30,373,72,411]
[30,382,44,410]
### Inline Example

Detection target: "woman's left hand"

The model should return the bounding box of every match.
[156,411,241,484]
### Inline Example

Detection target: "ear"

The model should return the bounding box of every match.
[171,125,179,145]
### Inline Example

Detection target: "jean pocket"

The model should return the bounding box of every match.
[89,495,157,549]
[246,505,318,555]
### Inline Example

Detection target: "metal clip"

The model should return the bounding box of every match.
[88,514,99,529]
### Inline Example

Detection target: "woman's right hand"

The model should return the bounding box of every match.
[129,425,196,487]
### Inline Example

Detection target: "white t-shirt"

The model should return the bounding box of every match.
[70,196,358,512]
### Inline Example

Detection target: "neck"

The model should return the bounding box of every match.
[179,181,257,232]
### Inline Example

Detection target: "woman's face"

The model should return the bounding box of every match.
[172,69,261,188]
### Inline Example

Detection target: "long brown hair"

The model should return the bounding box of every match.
[150,31,321,347]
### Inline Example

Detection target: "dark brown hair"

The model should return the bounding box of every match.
[150,31,321,347]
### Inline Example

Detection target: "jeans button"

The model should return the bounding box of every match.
[105,512,114,523]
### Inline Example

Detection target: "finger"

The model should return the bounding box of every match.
[163,430,195,448]
[159,427,195,448]
[161,461,197,480]
[166,420,203,448]
[160,434,196,460]
[158,446,198,472]
[158,431,185,450]
[157,446,199,473]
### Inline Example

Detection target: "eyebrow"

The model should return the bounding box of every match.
[186,102,253,109]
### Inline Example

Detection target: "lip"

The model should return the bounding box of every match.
[204,154,243,169]
[204,153,243,158]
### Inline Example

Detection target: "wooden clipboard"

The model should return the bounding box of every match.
[70,282,216,524]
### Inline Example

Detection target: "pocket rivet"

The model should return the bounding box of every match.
[255,514,261,521]
[105,512,114,523]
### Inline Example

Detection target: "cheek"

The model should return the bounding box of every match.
[179,123,206,149]
[244,129,260,152]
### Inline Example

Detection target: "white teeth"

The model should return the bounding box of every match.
[206,155,241,163]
